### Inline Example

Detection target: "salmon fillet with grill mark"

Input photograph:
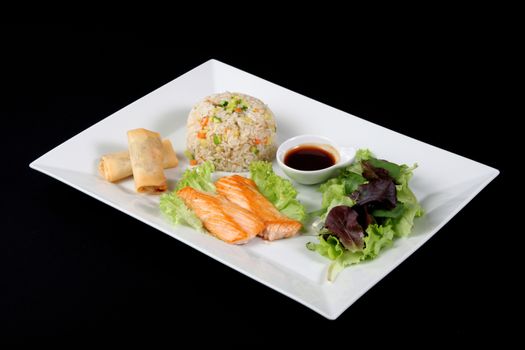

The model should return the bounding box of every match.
[215,175,302,241]
[177,187,265,244]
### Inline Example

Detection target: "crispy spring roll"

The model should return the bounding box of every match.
[98,139,178,182]
[127,128,167,193]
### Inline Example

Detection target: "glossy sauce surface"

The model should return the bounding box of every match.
[284,145,336,171]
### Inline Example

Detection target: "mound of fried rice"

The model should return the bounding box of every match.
[186,92,277,172]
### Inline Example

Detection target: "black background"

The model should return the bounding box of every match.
[1,22,517,341]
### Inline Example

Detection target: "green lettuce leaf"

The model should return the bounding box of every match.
[317,169,363,218]
[395,163,417,202]
[306,234,345,260]
[387,204,423,237]
[307,234,363,281]
[372,203,406,218]
[160,161,217,230]
[388,163,424,237]
[327,251,363,281]
[316,150,370,215]
[159,191,203,231]
[307,224,396,281]
[250,161,306,223]
[319,178,346,209]
[355,148,374,162]
[362,224,395,258]
[342,171,367,195]
[280,202,307,223]
[343,148,372,173]
[175,161,216,193]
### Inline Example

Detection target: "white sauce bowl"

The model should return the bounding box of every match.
[276,135,355,185]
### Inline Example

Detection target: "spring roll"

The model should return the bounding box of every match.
[127,128,167,193]
[98,139,178,182]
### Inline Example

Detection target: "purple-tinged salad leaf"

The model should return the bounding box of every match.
[353,204,376,229]
[366,158,402,180]
[353,161,397,209]
[361,161,392,181]
[352,178,397,209]
[324,206,365,250]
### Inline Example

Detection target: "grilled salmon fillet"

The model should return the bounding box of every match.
[215,175,302,241]
[177,187,265,244]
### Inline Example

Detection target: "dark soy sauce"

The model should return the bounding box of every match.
[284,145,336,171]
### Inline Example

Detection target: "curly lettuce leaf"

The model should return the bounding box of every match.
[280,202,307,223]
[362,224,395,258]
[160,161,217,230]
[318,152,369,203]
[317,170,364,217]
[307,223,396,281]
[319,178,345,209]
[355,148,374,162]
[306,234,362,281]
[389,163,424,237]
[160,191,203,231]
[175,161,215,193]
[387,202,423,237]
[395,163,418,203]
[327,251,363,281]
[307,234,345,260]
[344,148,374,174]
[250,161,306,223]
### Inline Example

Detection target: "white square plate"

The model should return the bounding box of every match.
[30,59,499,319]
